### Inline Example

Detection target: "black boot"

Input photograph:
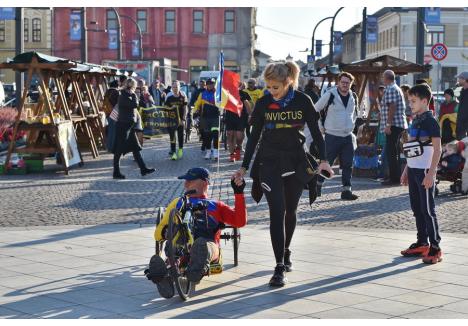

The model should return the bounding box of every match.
[141,168,156,176]
[113,153,125,179]
[269,264,287,287]
[284,249,293,272]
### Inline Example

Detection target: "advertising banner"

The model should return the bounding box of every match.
[108,29,117,50]
[70,12,81,41]
[367,16,378,44]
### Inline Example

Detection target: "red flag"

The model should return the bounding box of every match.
[219,70,243,116]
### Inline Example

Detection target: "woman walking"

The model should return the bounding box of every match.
[233,61,333,287]
[113,78,155,179]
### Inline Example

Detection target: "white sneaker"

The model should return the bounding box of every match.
[212,149,218,161]
[204,150,211,160]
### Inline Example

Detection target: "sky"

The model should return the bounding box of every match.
[256,6,382,63]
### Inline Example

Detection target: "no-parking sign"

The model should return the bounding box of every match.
[431,43,448,61]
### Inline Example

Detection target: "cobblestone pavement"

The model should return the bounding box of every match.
[1,136,467,233]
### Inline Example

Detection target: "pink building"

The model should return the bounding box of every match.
[53,7,256,82]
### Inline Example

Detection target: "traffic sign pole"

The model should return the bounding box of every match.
[431,42,448,117]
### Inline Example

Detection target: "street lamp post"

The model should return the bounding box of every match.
[329,7,344,66]
[111,7,122,60]
[80,7,88,63]
[311,16,333,58]
[15,7,24,109]
[120,14,143,60]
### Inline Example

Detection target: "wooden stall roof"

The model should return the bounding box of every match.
[340,55,431,75]
[0,51,76,71]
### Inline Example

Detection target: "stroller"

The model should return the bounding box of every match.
[435,140,466,196]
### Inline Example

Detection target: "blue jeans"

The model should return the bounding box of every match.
[318,133,354,190]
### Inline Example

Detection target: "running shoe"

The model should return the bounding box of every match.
[401,242,430,257]
[171,152,178,160]
[177,148,183,159]
[269,264,287,287]
[186,238,210,283]
[204,150,211,160]
[422,245,442,264]
[212,149,219,161]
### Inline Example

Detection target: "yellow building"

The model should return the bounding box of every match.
[0,8,52,83]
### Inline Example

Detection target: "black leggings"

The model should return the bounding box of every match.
[202,130,219,150]
[169,126,184,152]
[261,172,304,264]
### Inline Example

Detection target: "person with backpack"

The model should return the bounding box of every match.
[314,72,359,200]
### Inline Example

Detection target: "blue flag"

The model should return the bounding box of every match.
[215,51,224,104]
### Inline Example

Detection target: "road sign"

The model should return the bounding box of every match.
[431,43,448,61]
[307,55,315,71]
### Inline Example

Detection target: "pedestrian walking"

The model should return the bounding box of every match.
[232,61,333,287]
[165,80,188,160]
[314,72,359,200]
[380,70,408,185]
[225,85,252,162]
[400,84,442,264]
[112,78,155,179]
[194,79,221,160]
[455,71,468,140]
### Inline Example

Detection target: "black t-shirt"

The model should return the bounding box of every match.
[165,92,188,121]
[242,90,326,170]
[240,90,252,119]
[339,92,350,108]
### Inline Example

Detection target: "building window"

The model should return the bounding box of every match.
[165,10,175,33]
[224,10,235,33]
[137,10,147,33]
[106,10,117,31]
[32,18,41,42]
[193,10,203,33]
[24,18,29,42]
[393,26,398,47]
[0,20,5,42]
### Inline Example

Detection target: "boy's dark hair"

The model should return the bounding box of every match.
[400,84,411,92]
[444,88,454,97]
[408,84,432,102]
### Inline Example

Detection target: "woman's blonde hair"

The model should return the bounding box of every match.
[263,61,300,89]
[124,78,137,90]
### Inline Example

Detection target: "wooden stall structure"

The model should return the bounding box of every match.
[340,55,431,108]
[0,52,83,174]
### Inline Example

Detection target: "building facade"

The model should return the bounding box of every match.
[341,7,468,89]
[53,7,256,83]
[0,8,53,83]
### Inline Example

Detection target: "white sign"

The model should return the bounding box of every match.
[57,121,81,168]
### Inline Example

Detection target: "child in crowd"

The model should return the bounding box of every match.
[439,141,464,174]
[400,84,442,264]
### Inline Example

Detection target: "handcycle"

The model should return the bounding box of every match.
[144,190,240,300]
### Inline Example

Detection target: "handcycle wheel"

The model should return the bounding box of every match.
[166,209,194,300]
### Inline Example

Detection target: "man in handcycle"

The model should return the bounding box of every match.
[149,167,247,298]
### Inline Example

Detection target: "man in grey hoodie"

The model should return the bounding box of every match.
[314,72,359,200]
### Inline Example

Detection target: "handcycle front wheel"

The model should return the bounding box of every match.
[166,209,195,300]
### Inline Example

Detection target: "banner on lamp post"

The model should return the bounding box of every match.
[333,31,343,55]
[0,8,15,20]
[69,12,81,41]
[131,40,140,57]
[316,40,322,57]
[367,15,378,44]
[108,29,117,50]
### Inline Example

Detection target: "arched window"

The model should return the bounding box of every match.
[32,18,41,42]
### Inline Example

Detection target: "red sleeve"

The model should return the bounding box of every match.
[215,194,247,228]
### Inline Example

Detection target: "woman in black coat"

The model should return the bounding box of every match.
[113,78,155,179]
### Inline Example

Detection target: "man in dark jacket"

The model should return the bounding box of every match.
[148,79,166,106]
[455,71,468,140]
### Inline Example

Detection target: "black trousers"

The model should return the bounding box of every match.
[260,171,304,264]
[408,167,441,245]
[385,126,404,182]
[202,130,219,150]
[113,121,146,174]
[169,125,184,152]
